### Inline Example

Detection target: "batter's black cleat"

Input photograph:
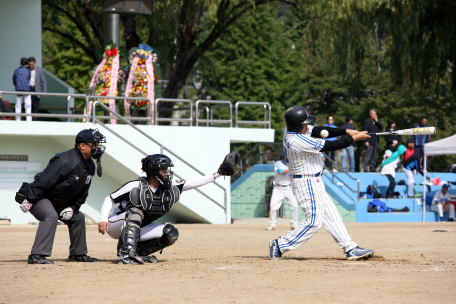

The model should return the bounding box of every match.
[119,257,142,265]
[142,255,159,263]
[28,254,54,264]
[68,254,99,262]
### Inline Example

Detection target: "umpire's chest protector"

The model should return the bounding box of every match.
[129,177,180,221]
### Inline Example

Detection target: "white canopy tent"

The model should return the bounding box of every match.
[422,134,456,221]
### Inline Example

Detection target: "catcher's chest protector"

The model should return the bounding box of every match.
[129,177,180,224]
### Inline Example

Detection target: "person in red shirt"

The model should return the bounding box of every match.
[404,140,414,161]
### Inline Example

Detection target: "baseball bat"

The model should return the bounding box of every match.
[368,126,436,136]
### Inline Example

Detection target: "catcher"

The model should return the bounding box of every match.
[98,152,239,265]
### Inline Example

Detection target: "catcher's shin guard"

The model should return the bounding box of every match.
[137,223,179,256]
[118,207,144,264]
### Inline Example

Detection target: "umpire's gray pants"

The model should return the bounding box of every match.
[29,199,88,257]
[363,145,378,172]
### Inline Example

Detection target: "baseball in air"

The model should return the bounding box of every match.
[320,130,329,138]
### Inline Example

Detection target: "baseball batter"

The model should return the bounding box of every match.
[268,157,298,230]
[269,106,374,260]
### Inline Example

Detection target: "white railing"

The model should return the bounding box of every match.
[235,101,271,129]
[195,100,232,127]
[0,90,273,128]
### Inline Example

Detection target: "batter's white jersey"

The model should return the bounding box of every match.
[277,127,358,254]
[283,126,325,175]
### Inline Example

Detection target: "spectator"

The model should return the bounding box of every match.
[323,115,337,169]
[431,184,454,222]
[28,57,47,121]
[404,139,414,161]
[402,152,430,198]
[12,57,31,121]
[411,116,431,155]
[340,116,356,172]
[381,145,406,198]
[384,119,402,152]
[363,109,384,172]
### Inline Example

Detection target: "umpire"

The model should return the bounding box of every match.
[15,129,106,264]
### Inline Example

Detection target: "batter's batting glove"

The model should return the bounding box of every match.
[59,207,74,221]
[217,151,241,176]
[20,201,33,213]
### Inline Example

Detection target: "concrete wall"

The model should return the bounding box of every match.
[0,120,275,224]
[231,165,355,222]
[0,1,75,116]
[0,0,42,92]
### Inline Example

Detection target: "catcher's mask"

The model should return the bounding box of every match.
[75,128,106,177]
[141,154,174,188]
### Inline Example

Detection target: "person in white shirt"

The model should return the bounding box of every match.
[268,156,298,231]
[380,145,406,198]
[28,57,47,120]
[431,184,454,222]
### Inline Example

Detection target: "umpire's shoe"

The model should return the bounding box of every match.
[68,254,98,262]
[268,239,282,260]
[28,254,54,264]
[346,247,374,260]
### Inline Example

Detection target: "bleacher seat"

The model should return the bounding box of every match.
[323,171,456,222]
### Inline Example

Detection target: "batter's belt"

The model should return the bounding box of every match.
[292,172,321,178]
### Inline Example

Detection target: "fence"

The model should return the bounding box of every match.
[0,91,272,128]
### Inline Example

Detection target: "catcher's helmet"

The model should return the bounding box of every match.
[284,106,314,132]
[141,154,174,188]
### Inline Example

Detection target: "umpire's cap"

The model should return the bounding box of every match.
[75,128,106,144]
[284,106,314,132]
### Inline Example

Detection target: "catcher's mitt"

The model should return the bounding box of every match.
[217,151,241,176]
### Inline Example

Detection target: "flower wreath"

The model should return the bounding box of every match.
[84,44,120,124]
[125,43,158,124]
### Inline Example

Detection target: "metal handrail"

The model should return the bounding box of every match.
[195,100,232,127]
[0,91,88,121]
[92,101,227,211]
[237,142,283,174]
[210,104,232,126]
[87,95,154,124]
[235,101,271,128]
[155,98,192,126]
[322,152,360,203]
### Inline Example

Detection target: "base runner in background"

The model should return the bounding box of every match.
[268,155,298,231]
[269,106,375,261]
[98,153,236,265]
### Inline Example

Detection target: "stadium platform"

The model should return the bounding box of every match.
[0,107,274,224]
[231,165,456,223]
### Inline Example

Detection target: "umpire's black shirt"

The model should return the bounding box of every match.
[23,148,95,213]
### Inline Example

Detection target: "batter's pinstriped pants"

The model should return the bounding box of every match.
[277,176,358,253]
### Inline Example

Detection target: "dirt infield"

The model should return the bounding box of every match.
[1,220,455,303]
